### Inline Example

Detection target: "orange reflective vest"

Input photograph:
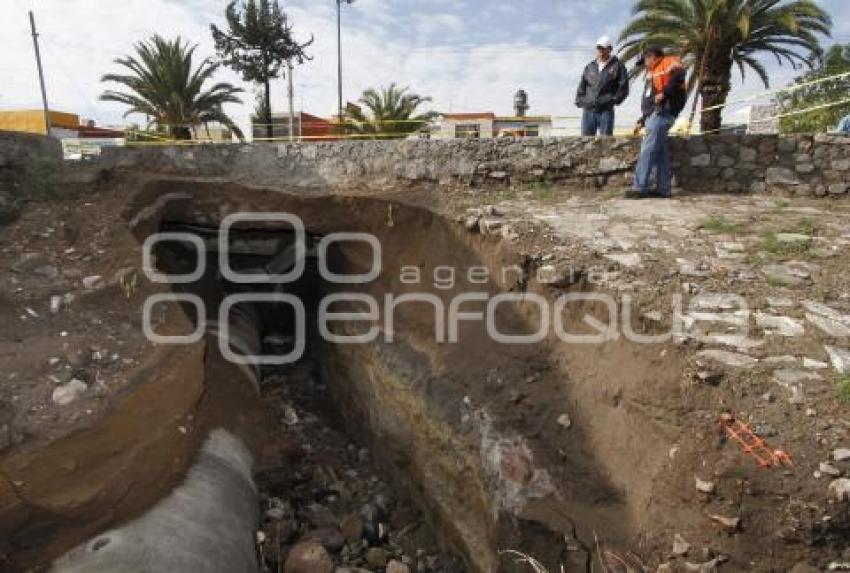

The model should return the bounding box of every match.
[649,55,685,94]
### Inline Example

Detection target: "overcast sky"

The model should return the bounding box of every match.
[1,0,849,135]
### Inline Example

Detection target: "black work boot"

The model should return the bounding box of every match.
[647,191,671,199]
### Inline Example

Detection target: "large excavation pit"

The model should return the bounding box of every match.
[3,175,849,573]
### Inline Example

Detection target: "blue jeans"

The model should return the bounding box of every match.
[633,112,675,196]
[581,109,615,136]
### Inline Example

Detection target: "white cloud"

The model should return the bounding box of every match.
[0,0,845,138]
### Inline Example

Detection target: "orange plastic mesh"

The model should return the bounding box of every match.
[719,415,794,469]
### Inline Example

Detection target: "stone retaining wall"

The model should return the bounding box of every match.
[674,133,850,196]
[96,133,850,197]
[0,131,62,222]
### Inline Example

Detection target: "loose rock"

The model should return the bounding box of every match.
[82,275,104,290]
[755,313,805,337]
[708,513,741,530]
[773,369,821,404]
[299,528,345,554]
[284,542,334,573]
[51,378,88,406]
[339,513,363,543]
[365,547,389,569]
[672,533,691,557]
[828,478,850,502]
[762,263,810,287]
[820,462,842,477]
[605,252,642,268]
[303,503,338,529]
[825,346,850,374]
[695,476,716,494]
[386,560,411,573]
[803,358,829,370]
[696,350,758,369]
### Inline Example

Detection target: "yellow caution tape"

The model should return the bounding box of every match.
[698,96,850,136]
[698,70,850,114]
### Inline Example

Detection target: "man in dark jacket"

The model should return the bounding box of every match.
[575,36,629,136]
[626,46,688,199]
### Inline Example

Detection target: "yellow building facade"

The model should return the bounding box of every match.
[0,110,80,135]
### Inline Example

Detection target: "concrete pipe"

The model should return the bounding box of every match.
[207,302,263,393]
[52,429,259,573]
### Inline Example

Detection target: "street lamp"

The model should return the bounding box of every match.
[337,0,354,126]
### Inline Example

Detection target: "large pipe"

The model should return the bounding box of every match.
[52,429,259,573]
[207,302,264,393]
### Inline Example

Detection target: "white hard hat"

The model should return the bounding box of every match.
[596,36,613,49]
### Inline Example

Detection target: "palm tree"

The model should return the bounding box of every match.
[619,0,832,132]
[344,84,438,139]
[777,43,850,133]
[101,35,245,141]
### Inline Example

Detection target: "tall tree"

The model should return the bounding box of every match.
[344,84,438,139]
[253,90,272,135]
[100,35,244,141]
[211,0,312,139]
[619,0,831,132]
[777,43,850,133]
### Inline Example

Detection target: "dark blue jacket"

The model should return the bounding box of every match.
[576,57,629,112]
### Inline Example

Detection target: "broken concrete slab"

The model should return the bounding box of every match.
[807,314,850,338]
[762,261,818,287]
[803,358,829,370]
[717,242,746,253]
[604,252,642,268]
[480,218,504,235]
[715,244,746,260]
[82,275,104,290]
[702,334,765,350]
[775,233,813,244]
[825,346,850,374]
[773,369,822,404]
[755,313,805,337]
[688,310,750,327]
[803,301,850,326]
[803,300,850,321]
[696,350,759,369]
[677,258,711,278]
[691,293,747,311]
[763,355,800,367]
[766,297,795,309]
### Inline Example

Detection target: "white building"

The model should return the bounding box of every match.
[433,112,553,139]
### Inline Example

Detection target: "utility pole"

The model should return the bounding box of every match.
[336,0,354,127]
[287,60,295,143]
[29,11,51,136]
[299,86,304,139]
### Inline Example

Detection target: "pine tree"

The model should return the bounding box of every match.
[211,0,312,139]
